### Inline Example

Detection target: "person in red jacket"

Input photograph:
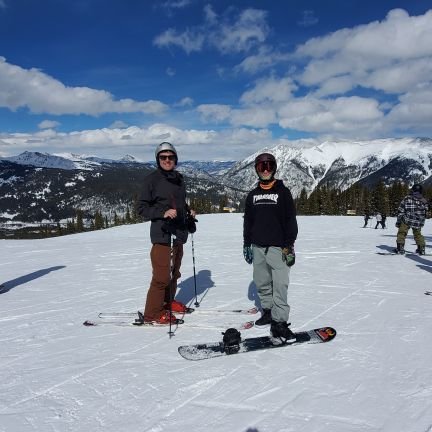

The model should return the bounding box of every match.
[243,153,298,345]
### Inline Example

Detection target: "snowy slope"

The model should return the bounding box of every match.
[1,214,432,432]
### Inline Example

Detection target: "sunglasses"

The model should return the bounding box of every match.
[256,161,275,172]
[158,154,176,161]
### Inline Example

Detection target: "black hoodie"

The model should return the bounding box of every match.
[243,179,298,248]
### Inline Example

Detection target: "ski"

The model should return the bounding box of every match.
[83,319,255,331]
[376,252,432,256]
[425,291,432,296]
[178,326,337,361]
[98,306,258,320]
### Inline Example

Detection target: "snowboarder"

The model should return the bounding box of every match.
[394,184,428,255]
[243,153,298,345]
[137,142,196,324]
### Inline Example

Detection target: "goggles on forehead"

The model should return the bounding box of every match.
[256,160,275,172]
[158,154,176,161]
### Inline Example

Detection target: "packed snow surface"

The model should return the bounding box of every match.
[1,214,431,432]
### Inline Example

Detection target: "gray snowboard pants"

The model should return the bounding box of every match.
[252,245,290,323]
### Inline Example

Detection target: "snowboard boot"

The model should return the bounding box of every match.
[394,243,405,254]
[416,245,426,255]
[255,308,272,326]
[164,300,187,313]
[270,321,296,345]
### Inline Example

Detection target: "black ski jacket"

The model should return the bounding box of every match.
[137,168,189,244]
[243,179,298,248]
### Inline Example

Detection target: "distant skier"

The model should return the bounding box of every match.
[381,213,387,229]
[137,142,196,324]
[394,184,428,255]
[243,153,298,345]
[374,213,382,229]
[363,213,371,228]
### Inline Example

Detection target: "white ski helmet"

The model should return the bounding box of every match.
[155,142,178,166]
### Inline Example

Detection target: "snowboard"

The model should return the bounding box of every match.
[376,251,431,256]
[178,326,336,361]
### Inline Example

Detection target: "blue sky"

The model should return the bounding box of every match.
[1,0,432,161]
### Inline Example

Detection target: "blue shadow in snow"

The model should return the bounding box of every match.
[247,280,262,310]
[0,266,66,294]
[404,254,432,274]
[175,269,214,305]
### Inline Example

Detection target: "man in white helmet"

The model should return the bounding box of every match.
[137,142,196,324]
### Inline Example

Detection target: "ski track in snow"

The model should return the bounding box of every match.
[1,214,432,432]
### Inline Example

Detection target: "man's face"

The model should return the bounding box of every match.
[158,151,176,171]
[256,160,275,181]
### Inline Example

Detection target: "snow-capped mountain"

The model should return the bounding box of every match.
[224,137,432,196]
[3,151,145,170]
[1,137,432,225]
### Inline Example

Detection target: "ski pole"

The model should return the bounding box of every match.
[191,233,199,307]
[168,233,175,338]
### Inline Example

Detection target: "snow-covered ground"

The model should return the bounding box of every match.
[1,214,431,432]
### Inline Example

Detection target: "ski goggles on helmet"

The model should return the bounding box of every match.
[256,160,276,172]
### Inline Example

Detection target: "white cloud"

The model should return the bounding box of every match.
[154,6,269,54]
[278,96,384,135]
[109,120,129,129]
[234,46,290,74]
[0,124,276,161]
[38,120,60,129]
[240,76,297,104]
[211,8,269,54]
[296,8,432,95]
[166,67,176,76]
[298,10,319,27]
[0,57,168,116]
[197,104,232,122]
[154,28,205,54]
[175,97,194,107]
[386,83,432,131]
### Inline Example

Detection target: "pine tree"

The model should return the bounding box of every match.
[76,209,84,232]
[125,206,132,224]
[94,211,104,230]
[113,212,121,226]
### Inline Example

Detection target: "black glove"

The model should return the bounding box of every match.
[186,212,197,233]
[243,245,253,264]
[282,245,295,267]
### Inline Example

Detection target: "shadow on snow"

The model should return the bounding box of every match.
[175,269,215,306]
[0,266,66,294]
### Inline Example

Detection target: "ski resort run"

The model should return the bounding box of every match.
[1,214,431,432]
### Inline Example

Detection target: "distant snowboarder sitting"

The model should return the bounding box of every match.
[394,184,428,255]
[243,153,298,345]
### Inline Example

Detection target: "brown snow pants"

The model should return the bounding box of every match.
[143,243,184,320]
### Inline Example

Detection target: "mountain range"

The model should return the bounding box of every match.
[1,137,431,225]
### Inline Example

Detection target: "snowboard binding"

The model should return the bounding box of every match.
[222,328,242,354]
